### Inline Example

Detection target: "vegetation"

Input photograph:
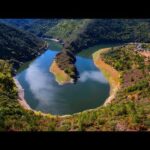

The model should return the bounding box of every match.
[65,19,150,53]
[78,43,121,58]
[46,40,63,50]
[44,19,91,41]
[2,19,150,54]
[0,19,150,131]
[0,60,61,131]
[0,19,60,37]
[141,43,150,50]
[0,23,47,73]
[101,44,145,71]
[0,44,150,131]
[50,61,73,84]
[54,50,79,82]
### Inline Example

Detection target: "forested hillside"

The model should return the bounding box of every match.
[0,23,47,72]
[0,19,60,36]
[2,19,150,54]
[63,19,150,53]
[0,44,150,131]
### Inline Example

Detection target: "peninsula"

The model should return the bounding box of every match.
[50,50,79,85]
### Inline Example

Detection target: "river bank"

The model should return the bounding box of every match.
[92,48,121,106]
[13,77,55,117]
[13,46,120,117]
[50,60,74,85]
[61,47,121,116]
[13,78,31,110]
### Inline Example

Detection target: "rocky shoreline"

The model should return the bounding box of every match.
[13,78,31,110]
[13,77,55,117]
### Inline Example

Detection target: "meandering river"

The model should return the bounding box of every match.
[15,48,110,115]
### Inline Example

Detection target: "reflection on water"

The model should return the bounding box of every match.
[79,71,108,83]
[25,62,58,108]
[16,50,110,115]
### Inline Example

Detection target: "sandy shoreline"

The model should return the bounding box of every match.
[13,77,32,110]
[60,48,121,116]
[13,77,58,117]
[13,47,121,118]
[92,48,120,106]
[50,60,73,85]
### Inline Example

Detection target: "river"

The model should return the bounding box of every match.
[15,47,110,115]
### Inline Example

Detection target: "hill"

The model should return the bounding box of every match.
[2,19,150,54]
[0,19,61,37]
[0,23,47,72]
[0,44,150,131]
[0,20,150,131]
[63,19,150,53]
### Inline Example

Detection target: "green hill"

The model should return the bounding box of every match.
[0,19,60,37]
[63,19,150,53]
[0,44,150,131]
[0,23,47,72]
[0,19,150,131]
[2,19,150,54]
[44,19,91,41]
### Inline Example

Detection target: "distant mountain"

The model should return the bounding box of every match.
[0,19,89,40]
[63,19,150,53]
[0,19,34,27]
[2,19,150,54]
[44,19,91,41]
[0,19,60,37]
[0,22,47,72]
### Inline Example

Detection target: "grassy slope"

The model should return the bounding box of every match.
[1,44,150,131]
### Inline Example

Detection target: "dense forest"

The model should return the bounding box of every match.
[63,19,150,53]
[0,23,47,72]
[0,19,61,37]
[1,19,150,54]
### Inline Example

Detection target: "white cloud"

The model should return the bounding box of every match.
[79,71,108,83]
[25,61,58,108]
